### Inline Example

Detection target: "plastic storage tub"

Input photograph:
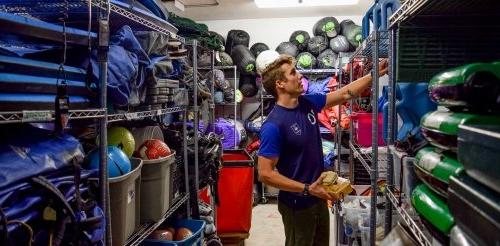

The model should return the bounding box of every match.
[351,112,385,147]
[109,158,143,246]
[458,124,500,193]
[140,151,176,223]
[217,149,254,234]
[143,219,206,246]
[448,174,500,246]
[341,196,372,237]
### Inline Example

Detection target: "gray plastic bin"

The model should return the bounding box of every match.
[109,158,143,246]
[140,151,176,223]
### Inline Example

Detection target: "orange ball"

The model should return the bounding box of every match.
[174,227,193,241]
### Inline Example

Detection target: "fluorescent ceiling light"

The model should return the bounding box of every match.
[255,0,359,8]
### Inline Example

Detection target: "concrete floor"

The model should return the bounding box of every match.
[245,199,337,245]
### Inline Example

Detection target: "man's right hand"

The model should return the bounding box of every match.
[308,173,335,201]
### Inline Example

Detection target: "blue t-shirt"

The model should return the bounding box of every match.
[258,93,326,209]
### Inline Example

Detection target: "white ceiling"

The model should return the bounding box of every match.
[163,0,371,21]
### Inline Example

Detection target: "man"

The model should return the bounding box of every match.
[258,55,388,246]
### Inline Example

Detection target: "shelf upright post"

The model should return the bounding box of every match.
[234,66,238,149]
[193,40,200,192]
[385,25,398,235]
[183,108,190,218]
[210,50,215,130]
[370,31,380,246]
[348,61,355,182]
[96,0,111,244]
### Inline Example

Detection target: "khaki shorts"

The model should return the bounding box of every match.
[278,200,330,246]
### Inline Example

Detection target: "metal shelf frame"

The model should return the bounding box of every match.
[386,189,432,246]
[0,1,192,245]
[350,31,389,62]
[345,29,386,246]
[91,0,182,42]
[107,106,186,122]
[0,108,106,124]
[125,193,190,246]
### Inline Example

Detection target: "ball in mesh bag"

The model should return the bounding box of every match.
[136,139,171,160]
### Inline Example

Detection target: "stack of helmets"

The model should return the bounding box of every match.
[412,61,500,245]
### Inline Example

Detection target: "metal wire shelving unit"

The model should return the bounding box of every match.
[0,1,192,245]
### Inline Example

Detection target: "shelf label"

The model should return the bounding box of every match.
[22,110,52,122]
[125,112,139,120]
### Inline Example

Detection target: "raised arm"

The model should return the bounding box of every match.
[324,60,388,109]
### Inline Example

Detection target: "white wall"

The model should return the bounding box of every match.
[201,16,363,51]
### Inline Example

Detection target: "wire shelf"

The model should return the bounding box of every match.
[349,141,373,174]
[389,0,500,27]
[125,193,190,246]
[107,106,186,122]
[386,189,432,246]
[0,108,106,124]
[298,68,339,74]
[91,0,182,42]
[198,65,237,70]
[350,31,389,62]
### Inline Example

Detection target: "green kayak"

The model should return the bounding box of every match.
[421,110,500,151]
[412,184,454,235]
[428,61,500,110]
[415,147,463,198]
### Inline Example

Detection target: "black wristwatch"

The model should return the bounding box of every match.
[302,184,310,196]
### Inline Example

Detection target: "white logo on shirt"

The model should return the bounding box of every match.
[308,110,317,125]
[290,123,302,135]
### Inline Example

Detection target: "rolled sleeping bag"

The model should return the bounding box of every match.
[215,51,234,66]
[256,50,280,74]
[239,74,258,97]
[209,31,225,51]
[313,17,340,38]
[340,19,363,48]
[296,52,317,69]
[276,41,298,57]
[317,49,337,69]
[225,29,250,55]
[307,36,328,56]
[250,43,270,58]
[289,30,310,52]
[231,45,256,74]
[329,35,350,53]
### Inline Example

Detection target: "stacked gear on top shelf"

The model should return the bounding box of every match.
[411,61,500,245]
